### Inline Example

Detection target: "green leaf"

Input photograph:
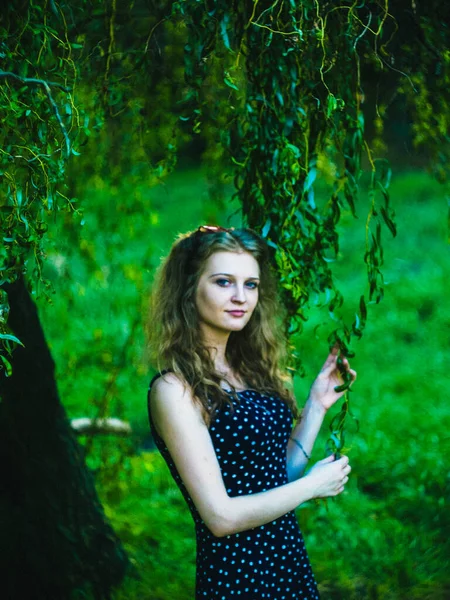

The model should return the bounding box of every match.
[380,207,397,237]
[0,354,12,376]
[326,94,337,118]
[303,167,316,193]
[272,149,279,175]
[330,432,342,450]
[286,144,300,158]
[20,214,29,231]
[0,333,24,346]
[294,210,308,235]
[262,218,271,238]
[224,71,238,91]
[220,15,231,51]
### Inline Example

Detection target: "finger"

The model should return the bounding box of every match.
[342,476,349,485]
[321,351,338,371]
[320,354,339,376]
[341,358,357,378]
[320,454,336,464]
[348,369,357,387]
[340,356,356,371]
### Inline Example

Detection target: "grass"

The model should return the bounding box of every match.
[38,168,450,599]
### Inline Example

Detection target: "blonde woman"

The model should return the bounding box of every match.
[147,225,355,599]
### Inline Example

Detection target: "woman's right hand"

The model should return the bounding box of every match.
[305,454,351,498]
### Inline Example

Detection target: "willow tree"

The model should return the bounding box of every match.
[1,0,450,597]
[0,2,131,598]
[174,0,450,453]
[0,0,190,595]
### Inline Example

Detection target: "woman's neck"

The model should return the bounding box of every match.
[198,326,246,388]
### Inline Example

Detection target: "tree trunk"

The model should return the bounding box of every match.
[0,277,129,600]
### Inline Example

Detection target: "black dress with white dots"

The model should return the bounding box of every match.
[148,372,320,600]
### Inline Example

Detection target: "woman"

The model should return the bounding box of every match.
[147,225,355,599]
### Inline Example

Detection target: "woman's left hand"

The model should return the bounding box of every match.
[308,345,357,411]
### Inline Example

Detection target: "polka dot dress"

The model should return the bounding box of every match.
[148,372,320,600]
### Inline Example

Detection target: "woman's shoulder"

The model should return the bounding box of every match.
[149,370,199,413]
[149,370,206,432]
[149,369,173,389]
[150,370,188,396]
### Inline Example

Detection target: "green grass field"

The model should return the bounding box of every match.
[39,169,449,599]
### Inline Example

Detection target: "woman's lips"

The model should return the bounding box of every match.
[227,311,246,317]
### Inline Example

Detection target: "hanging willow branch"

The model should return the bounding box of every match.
[0,5,81,374]
[2,0,450,453]
[0,72,72,158]
[175,0,401,456]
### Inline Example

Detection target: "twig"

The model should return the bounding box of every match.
[144,18,167,54]
[0,70,70,93]
[353,12,372,51]
[42,81,71,158]
[0,70,72,158]
[104,0,117,88]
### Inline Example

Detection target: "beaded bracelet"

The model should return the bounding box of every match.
[289,437,311,461]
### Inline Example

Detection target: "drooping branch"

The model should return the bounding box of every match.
[0,70,71,92]
[174,0,401,457]
[0,71,72,158]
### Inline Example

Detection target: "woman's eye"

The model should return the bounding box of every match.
[215,279,259,289]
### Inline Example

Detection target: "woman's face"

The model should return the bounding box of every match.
[195,251,260,334]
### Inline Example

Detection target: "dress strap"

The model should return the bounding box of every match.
[148,369,173,434]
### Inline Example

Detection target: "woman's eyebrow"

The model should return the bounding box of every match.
[209,272,260,280]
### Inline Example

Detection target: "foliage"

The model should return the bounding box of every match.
[1,1,449,598]
[0,1,79,370]
[39,169,219,435]
[174,0,450,454]
[3,0,450,453]
[99,451,196,600]
[39,169,449,599]
[0,0,186,372]
[39,169,226,599]
[2,4,450,595]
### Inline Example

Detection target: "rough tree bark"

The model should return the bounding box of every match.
[0,277,129,600]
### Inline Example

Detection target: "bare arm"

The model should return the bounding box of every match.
[286,399,326,482]
[150,373,350,538]
[287,347,357,482]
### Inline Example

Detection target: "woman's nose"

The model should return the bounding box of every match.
[232,286,246,302]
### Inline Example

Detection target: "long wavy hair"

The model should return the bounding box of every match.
[147,226,299,424]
